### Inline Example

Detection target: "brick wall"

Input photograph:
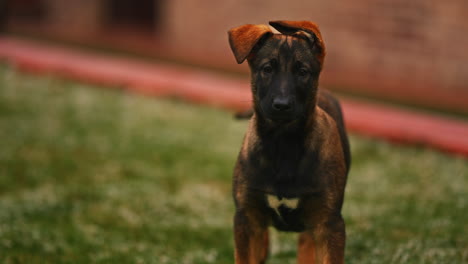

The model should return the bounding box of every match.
[319,0,468,110]
[43,0,105,33]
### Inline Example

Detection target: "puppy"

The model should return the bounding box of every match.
[228,21,351,264]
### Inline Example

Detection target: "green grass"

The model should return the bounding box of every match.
[0,64,467,263]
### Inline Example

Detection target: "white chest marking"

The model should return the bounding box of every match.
[266,195,300,217]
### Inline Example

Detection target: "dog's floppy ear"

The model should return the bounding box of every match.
[228,24,273,64]
[269,20,326,65]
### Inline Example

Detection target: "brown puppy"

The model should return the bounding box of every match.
[228,21,351,264]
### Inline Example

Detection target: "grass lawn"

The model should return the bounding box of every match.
[0,64,467,264]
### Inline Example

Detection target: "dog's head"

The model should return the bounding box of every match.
[228,21,325,124]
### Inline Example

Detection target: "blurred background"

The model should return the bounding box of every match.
[3,0,468,114]
[1,1,467,264]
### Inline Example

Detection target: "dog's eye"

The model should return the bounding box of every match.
[262,65,273,74]
[298,68,309,77]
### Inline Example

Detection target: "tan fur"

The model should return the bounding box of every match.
[228,24,272,64]
[286,35,293,47]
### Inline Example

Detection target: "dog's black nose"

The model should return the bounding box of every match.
[272,97,292,112]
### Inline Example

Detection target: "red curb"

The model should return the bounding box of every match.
[1,36,467,158]
[342,100,468,156]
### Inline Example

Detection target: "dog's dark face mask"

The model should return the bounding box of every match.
[228,21,326,125]
[248,34,322,123]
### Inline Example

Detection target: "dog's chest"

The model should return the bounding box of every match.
[244,136,322,231]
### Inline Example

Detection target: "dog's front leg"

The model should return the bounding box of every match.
[234,210,269,264]
[309,214,346,264]
[298,230,316,263]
